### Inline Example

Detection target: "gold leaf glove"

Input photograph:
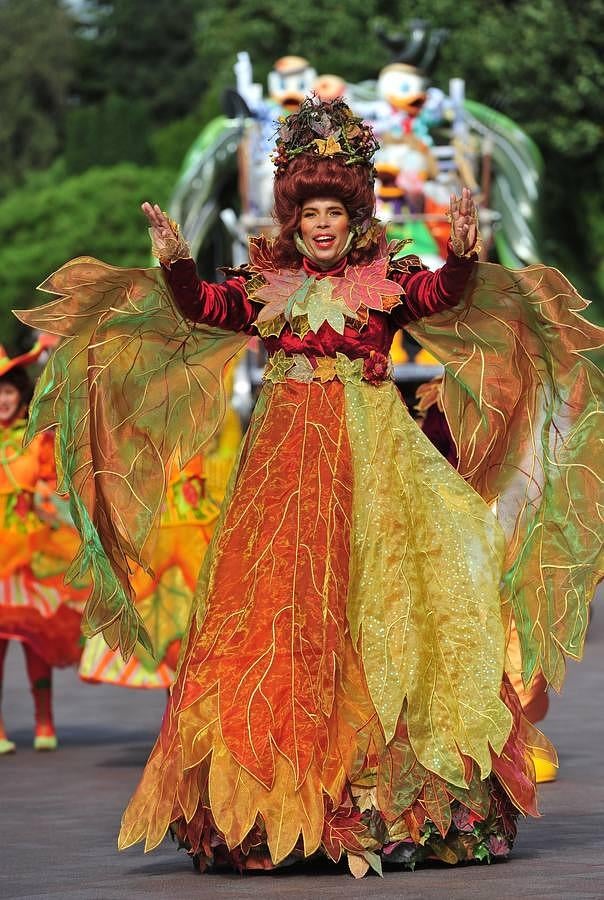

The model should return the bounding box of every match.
[149,215,191,266]
[449,207,482,258]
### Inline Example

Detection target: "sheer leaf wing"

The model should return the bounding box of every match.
[408,262,604,690]
[16,257,248,659]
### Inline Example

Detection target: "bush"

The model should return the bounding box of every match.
[0,163,175,349]
[65,96,154,174]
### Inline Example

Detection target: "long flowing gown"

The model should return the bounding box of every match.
[17,237,603,875]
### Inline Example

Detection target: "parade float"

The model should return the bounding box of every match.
[166,21,544,410]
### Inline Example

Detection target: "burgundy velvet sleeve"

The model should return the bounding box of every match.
[390,243,477,326]
[162,257,259,333]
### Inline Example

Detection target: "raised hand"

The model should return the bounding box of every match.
[449,187,478,257]
[141,201,190,264]
[141,201,175,238]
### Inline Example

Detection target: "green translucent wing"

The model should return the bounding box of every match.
[16,257,248,659]
[409,262,604,690]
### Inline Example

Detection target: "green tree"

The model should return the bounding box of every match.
[74,0,204,124]
[151,114,210,170]
[409,0,604,307]
[65,95,153,173]
[0,0,75,195]
[196,0,393,101]
[0,163,175,349]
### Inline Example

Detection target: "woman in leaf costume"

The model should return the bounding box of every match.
[17,98,602,875]
[0,341,87,753]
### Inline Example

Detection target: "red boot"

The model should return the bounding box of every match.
[24,645,57,751]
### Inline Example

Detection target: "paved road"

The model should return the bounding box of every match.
[2,603,603,900]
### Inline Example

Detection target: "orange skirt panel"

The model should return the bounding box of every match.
[176,380,353,786]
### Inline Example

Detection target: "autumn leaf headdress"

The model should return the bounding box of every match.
[272,95,379,176]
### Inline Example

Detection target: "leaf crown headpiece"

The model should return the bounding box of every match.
[272,95,379,176]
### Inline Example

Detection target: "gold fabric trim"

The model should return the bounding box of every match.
[263,350,393,385]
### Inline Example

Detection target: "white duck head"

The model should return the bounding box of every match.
[268,56,317,111]
[378,63,428,117]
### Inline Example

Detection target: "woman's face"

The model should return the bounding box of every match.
[299,197,350,267]
[0,382,22,425]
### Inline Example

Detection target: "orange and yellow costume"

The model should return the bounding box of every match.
[0,420,86,666]
[0,399,89,753]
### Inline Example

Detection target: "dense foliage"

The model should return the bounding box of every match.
[74,0,203,122]
[0,164,174,346]
[0,0,603,349]
[0,0,74,195]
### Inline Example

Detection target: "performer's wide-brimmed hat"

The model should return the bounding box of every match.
[0,334,57,379]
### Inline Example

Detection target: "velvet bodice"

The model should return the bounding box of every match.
[163,244,476,360]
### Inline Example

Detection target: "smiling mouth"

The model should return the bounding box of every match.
[313,235,336,249]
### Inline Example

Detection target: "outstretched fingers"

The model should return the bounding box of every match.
[449,188,478,254]
[141,202,175,239]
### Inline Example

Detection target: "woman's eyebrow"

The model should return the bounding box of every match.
[302,205,344,212]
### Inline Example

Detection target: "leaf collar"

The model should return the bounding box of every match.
[248,255,405,339]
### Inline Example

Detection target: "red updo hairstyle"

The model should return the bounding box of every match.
[271,155,378,269]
